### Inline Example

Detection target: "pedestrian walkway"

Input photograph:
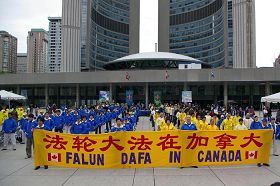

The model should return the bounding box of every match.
[0,117,279,186]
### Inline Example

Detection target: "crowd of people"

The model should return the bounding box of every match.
[0,102,279,169]
[149,103,280,161]
[0,103,140,169]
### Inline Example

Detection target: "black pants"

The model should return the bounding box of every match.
[55,128,63,133]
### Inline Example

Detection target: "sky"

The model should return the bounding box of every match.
[0,0,279,67]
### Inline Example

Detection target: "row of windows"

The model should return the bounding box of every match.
[170,0,223,25]
[170,0,212,15]
[92,9,129,34]
[100,0,129,11]
[170,11,223,33]
[170,17,224,40]
[170,28,224,49]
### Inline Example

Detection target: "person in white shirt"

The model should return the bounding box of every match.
[234,118,248,130]
[243,113,253,129]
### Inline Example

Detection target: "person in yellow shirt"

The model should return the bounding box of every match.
[156,113,165,131]
[179,110,186,128]
[191,113,198,126]
[16,106,25,121]
[206,118,219,130]
[160,117,177,131]
[220,113,234,130]
[232,112,241,127]
[196,115,208,130]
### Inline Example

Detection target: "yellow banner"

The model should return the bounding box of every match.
[33,129,273,169]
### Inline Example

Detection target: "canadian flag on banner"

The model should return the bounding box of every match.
[245,151,258,159]
[48,153,62,162]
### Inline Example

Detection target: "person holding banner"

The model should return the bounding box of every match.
[206,118,219,130]
[25,114,39,159]
[220,114,234,130]
[243,113,253,129]
[52,110,65,133]
[234,119,248,130]
[110,118,126,132]
[70,116,85,134]
[197,115,208,130]
[34,118,49,170]
[160,117,177,131]
[81,115,90,134]
[181,115,197,131]
[250,116,262,130]
[270,118,279,156]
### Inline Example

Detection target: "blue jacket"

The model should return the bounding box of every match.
[181,123,197,130]
[271,123,280,139]
[52,114,65,129]
[250,121,262,130]
[217,118,224,129]
[19,118,28,132]
[81,121,91,134]
[70,123,85,134]
[87,119,96,131]
[43,118,53,131]
[2,118,18,133]
[110,126,126,132]
[25,120,37,139]
[64,114,74,126]
[261,124,272,130]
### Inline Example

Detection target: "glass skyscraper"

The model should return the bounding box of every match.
[62,0,140,72]
[158,0,256,68]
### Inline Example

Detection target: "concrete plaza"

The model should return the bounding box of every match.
[0,117,279,186]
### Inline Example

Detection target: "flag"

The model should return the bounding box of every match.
[245,151,258,159]
[48,153,62,162]
[165,70,170,79]
[125,72,130,80]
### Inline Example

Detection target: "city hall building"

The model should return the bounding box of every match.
[1,52,279,109]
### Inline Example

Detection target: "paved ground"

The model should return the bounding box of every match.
[0,117,279,186]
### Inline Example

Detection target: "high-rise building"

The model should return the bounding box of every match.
[158,0,256,68]
[0,31,17,73]
[62,0,140,72]
[27,29,48,73]
[232,0,256,68]
[48,17,62,72]
[16,53,27,73]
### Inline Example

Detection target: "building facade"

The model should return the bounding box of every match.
[27,29,48,73]
[16,53,27,73]
[62,0,140,72]
[0,31,17,73]
[158,0,256,68]
[232,0,256,68]
[0,68,278,109]
[48,17,62,72]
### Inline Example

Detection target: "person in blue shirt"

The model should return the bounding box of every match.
[52,110,65,133]
[123,117,133,131]
[81,115,90,134]
[18,113,28,144]
[270,118,279,156]
[25,114,37,158]
[217,115,225,129]
[43,112,53,131]
[1,112,18,151]
[110,118,126,132]
[181,115,197,131]
[70,117,85,134]
[250,116,262,130]
[87,114,96,134]
[256,118,272,167]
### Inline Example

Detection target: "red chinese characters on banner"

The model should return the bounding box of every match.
[72,136,97,152]
[100,135,124,151]
[240,133,263,148]
[214,133,237,149]
[128,135,153,150]
[157,134,181,151]
[43,134,68,150]
[186,133,209,150]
